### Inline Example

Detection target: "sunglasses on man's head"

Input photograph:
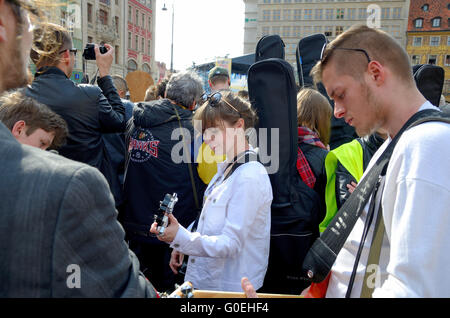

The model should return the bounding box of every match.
[320,42,371,65]
[59,48,78,56]
[202,91,242,118]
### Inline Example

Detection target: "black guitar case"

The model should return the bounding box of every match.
[255,34,285,62]
[413,64,444,107]
[296,33,357,149]
[248,58,321,294]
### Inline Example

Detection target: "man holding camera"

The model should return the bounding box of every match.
[26,22,125,205]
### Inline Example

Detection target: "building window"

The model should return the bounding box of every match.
[114,16,119,33]
[324,26,333,37]
[142,63,151,73]
[148,16,152,31]
[283,10,291,21]
[282,26,291,37]
[336,26,344,36]
[336,8,344,20]
[99,9,108,25]
[303,26,312,36]
[445,55,450,66]
[135,9,139,26]
[358,8,366,20]
[263,0,271,3]
[391,25,400,38]
[115,45,119,64]
[293,26,301,37]
[413,36,422,46]
[148,40,151,55]
[393,7,401,19]
[304,9,312,20]
[447,36,450,46]
[428,55,437,65]
[347,8,356,20]
[415,18,423,28]
[411,55,421,65]
[294,9,301,20]
[315,9,323,20]
[127,60,137,73]
[262,26,270,36]
[135,35,138,51]
[314,26,322,34]
[273,10,281,21]
[430,36,440,46]
[381,7,390,19]
[87,3,93,23]
[128,6,132,23]
[128,32,131,49]
[326,9,334,20]
[263,10,270,21]
[422,4,429,12]
[141,37,145,53]
[272,26,280,35]
[432,18,441,28]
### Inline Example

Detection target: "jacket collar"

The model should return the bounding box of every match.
[35,66,68,79]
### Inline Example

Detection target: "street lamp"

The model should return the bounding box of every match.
[162,1,174,73]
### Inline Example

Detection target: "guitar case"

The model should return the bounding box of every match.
[296,33,357,149]
[248,58,320,294]
[413,64,444,107]
[255,34,285,62]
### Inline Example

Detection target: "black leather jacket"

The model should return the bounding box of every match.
[26,67,125,204]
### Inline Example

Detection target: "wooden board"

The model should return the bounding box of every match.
[125,71,154,103]
[193,290,303,298]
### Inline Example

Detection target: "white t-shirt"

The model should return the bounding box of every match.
[170,152,272,292]
[326,102,450,297]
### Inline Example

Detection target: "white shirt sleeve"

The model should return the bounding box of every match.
[170,173,269,258]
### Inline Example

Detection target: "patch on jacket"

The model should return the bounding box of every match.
[128,128,160,163]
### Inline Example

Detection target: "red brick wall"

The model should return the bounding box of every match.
[408,0,450,31]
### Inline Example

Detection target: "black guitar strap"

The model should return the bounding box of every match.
[302,109,450,283]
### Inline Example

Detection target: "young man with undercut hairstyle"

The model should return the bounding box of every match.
[243,24,450,298]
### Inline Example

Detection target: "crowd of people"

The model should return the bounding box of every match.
[1,0,450,298]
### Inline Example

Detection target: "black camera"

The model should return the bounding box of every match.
[82,43,107,60]
[153,193,178,236]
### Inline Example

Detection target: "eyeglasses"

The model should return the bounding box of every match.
[202,91,242,118]
[59,48,78,56]
[320,42,371,65]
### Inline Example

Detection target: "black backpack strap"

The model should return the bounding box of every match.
[302,109,450,283]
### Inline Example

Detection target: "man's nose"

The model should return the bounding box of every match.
[333,101,346,119]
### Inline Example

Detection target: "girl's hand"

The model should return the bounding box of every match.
[150,213,180,243]
[169,250,184,275]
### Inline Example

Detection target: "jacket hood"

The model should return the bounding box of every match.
[132,99,192,128]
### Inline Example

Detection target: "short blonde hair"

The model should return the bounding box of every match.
[311,25,413,86]
[297,88,332,145]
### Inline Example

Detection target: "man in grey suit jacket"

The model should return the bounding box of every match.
[0,0,157,297]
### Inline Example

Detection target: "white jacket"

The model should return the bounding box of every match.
[170,159,272,292]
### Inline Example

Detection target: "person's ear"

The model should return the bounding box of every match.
[234,118,245,130]
[11,120,26,138]
[367,61,385,86]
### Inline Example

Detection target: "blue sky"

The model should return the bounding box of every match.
[155,0,245,71]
